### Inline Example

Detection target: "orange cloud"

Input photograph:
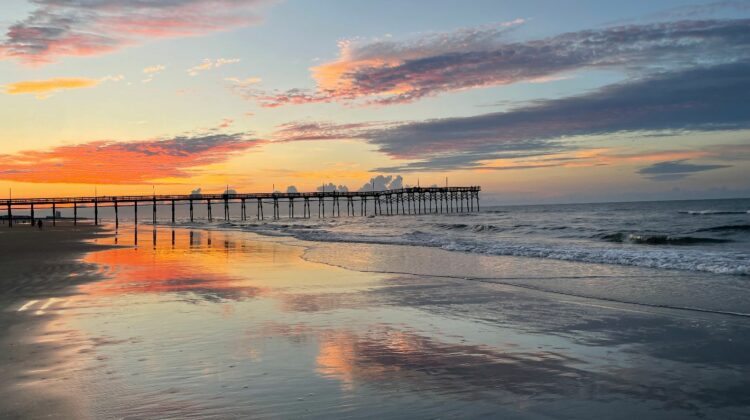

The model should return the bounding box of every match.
[3,77,100,98]
[0,133,262,185]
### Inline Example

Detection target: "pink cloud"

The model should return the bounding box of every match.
[1,0,271,65]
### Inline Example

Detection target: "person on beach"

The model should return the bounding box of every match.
[37,219,43,230]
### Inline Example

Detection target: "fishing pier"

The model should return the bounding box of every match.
[2,186,481,227]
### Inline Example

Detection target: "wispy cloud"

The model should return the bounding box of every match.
[0,132,263,184]
[188,58,241,76]
[143,64,166,74]
[241,18,750,107]
[0,1,269,65]
[3,77,100,99]
[273,121,387,142]
[226,76,261,87]
[142,64,165,83]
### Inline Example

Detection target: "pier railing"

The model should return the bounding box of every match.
[2,186,481,227]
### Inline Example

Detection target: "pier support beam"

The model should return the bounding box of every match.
[94,200,98,225]
[113,201,117,227]
[7,201,11,228]
[152,198,157,225]
[171,200,175,224]
[30,204,34,226]
[134,201,138,224]
[189,200,194,222]
[52,203,56,226]
[207,199,212,222]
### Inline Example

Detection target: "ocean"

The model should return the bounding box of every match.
[199,198,750,276]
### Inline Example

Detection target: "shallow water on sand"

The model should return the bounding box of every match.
[15,225,750,419]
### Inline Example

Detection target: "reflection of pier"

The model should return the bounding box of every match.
[3,186,481,227]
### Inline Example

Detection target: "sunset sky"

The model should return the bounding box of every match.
[1,0,749,204]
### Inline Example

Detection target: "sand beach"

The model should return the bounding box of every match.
[0,223,749,418]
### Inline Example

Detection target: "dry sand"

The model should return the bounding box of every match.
[0,223,113,419]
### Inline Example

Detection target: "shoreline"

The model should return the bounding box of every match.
[0,223,114,419]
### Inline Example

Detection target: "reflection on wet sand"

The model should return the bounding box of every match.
[13,225,750,418]
[84,227,276,301]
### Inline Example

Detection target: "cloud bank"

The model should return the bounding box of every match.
[274,61,750,172]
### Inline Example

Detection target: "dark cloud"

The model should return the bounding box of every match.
[271,62,750,172]
[367,62,750,170]
[247,18,750,107]
[637,159,731,181]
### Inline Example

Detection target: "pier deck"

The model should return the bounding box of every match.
[3,186,481,226]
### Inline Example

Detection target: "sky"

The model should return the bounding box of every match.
[0,0,749,204]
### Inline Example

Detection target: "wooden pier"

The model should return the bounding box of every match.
[2,186,481,227]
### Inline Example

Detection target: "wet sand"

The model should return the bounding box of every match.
[2,224,750,418]
[0,223,112,419]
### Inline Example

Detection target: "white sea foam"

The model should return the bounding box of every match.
[233,224,750,276]
[175,199,750,277]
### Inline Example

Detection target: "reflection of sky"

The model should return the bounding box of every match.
[16,226,750,418]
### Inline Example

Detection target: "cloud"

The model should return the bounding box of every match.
[242,18,750,107]
[273,121,386,142]
[3,77,101,99]
[358,175,403,191]
[269,62,750,172]
[637,159,731,181]
[100,74,124,82]
[368,61,750,171]
[218,118,234,129]
[188,58,241,76]
[225,76,261,87]
[0,132,262,184]
[143,64,165,74]
[316,183,348,192]
[0,1,268,65]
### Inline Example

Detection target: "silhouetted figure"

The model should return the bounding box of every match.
[37,219,43,230]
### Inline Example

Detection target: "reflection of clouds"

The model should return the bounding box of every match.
[313,326,586,398]
[279,292,373,313]
[284,324,750,414]
[83,229,267,302]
